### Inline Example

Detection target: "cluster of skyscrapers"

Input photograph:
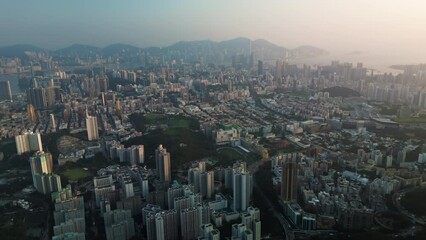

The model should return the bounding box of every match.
[26,79,57,109]
[188,161,215,199]
[106,140,144,165]
[143,185,213,240]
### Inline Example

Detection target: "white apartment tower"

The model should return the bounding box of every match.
[86,114,99,141]
[15,131,43,155]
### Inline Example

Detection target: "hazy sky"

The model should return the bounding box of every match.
[1,0,426,61]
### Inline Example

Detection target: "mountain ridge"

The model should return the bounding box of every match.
[0,38,328,59]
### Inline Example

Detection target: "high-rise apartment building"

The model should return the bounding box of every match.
[167,186,184,209]
[34,173,62,194]
[155,145,171,183]
[128,145,144,165]
[188,162,214,199]
[232,223,253,240]
[26,87,47,109]
[200,171,214,199]
[27,104,36,122]
[46,86,56,107]
[15,131,43,155]
[0,81,12,101]
[50,113,57,131]
[180,207,201,240]
[29,151,52,185]
[147,209,179,240]
[199,223,220,240]
[257,60,264,76]
[52,185,86,239]
[242,207,261,240]
[188,167,201,193]
[94,175,116,207]
[29,151,58,194]
[233,171,253,212]
[86,115,99,141]
[51,232,85,240]
[281,159,298,202]
[104,209,135,240]
[118,174,134,198]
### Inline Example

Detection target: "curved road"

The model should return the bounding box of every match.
[393,187,426,226]
[248,158,294,240]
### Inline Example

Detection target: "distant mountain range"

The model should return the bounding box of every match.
[0,44,44,58]
[0,37,328,63]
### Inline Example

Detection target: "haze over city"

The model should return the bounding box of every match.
[1,0,426,65]
[2,1,426,240]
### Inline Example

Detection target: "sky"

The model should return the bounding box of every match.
[1,0,426,63]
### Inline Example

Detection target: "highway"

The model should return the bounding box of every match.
[253,180,294,240]
[393,187,426,226]
[247,157,294,239]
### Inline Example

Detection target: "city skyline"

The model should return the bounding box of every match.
[1,0,426,63]
[2,1,426,239]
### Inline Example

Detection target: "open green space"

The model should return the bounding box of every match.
[0,199,12,206]
[0,193,49,239]
[394,116,426,124]
[400,188,426,217]
[369,127,426,142]
[372,104,400,115]
[274,88,310,98]
[57,153,116,183]
[70,130,89,141]
[62,168,90,181]
[42,129,70,160]
[213,147,261,168]
[128,113,260,169]
[127,113,213,169]
[215,148,245,167]
[285,91,310,98]
[124,128,214,169]
[0,138,17,159]
[0,138,28,173]
[261,138,303,157]
[129,113,199,132]
[218,148,244,161]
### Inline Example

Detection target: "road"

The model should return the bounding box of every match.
[393,187,426,226]
[253,180,294,240]
[248,159,294,240]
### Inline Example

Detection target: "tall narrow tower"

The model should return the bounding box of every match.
[155,145,171,183]
[86,111,99,141]
[233,171,253,212]
[281,159,298,202]
[0,81,12,101]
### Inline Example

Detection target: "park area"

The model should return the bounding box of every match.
[401,188,426,217]
[127,113,214,168]
[62,168,90,181]
[57,153,116,183]
[128,113,261,169]
[394,116,426,124]
[129,113,199,132]
[214,147,246,167]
